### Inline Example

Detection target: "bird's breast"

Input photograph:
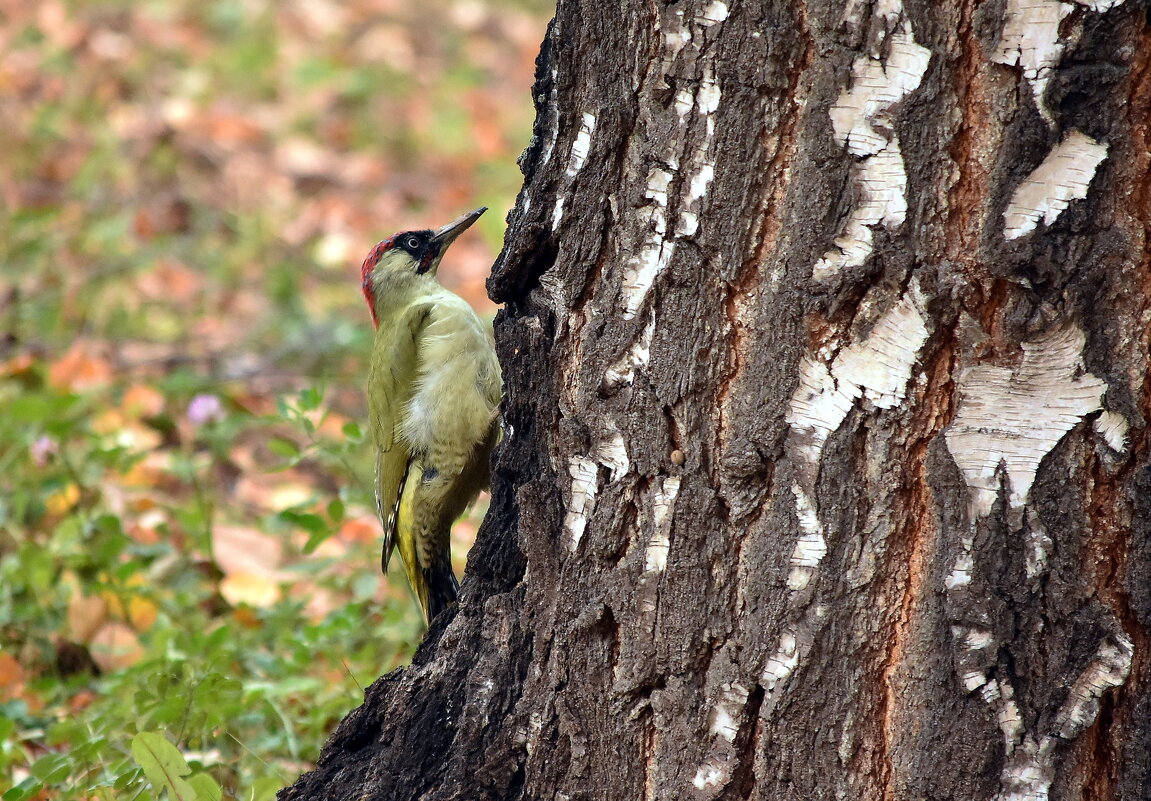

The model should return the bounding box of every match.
[400,315,498,456]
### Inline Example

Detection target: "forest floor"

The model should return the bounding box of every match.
[0,0,547,797]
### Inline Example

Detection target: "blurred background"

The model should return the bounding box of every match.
[0,0,550,797]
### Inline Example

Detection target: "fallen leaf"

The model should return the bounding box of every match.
[47,343,113,393]
[220,572,281,608]
[338,516,378,545]
[89,622,145,671]
[122,384,166,418]
[67,592,109,643]
[120,451,178,490]
[0,352,35,378]
[46,483,81,517]
[0,653,26,698]
[212,524,285,577]
[231,606,261,628]
[69,688,97,712]
[134,259,203,304]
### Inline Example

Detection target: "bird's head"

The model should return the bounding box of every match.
[360,206,487,328]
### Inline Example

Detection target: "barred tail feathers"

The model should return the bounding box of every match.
[423,560,459,623]
[380,463,408,574]
[394,461,459,623]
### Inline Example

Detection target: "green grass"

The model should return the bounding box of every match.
[0,0,546,797]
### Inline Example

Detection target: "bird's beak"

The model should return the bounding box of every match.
[431,207,487,251]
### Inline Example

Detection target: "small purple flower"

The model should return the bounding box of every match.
[31,435,57,466]
[186,393,225,426]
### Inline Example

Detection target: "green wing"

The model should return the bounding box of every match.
[369,302,431,571]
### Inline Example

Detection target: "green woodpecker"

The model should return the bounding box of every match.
[360,207,500,623]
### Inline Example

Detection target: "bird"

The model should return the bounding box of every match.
[359,207,501,624]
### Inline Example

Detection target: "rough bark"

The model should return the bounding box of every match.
[279,1,1151,799]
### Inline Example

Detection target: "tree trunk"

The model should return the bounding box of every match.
[279,1,1151,799]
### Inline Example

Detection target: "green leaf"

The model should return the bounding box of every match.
[9,393,76,424]
[130,731,202,801]
[29,752,70,782]
[187,773,222,801]
[3,777,42,801]
[279,510,325,535]
[248,776,285,801]
[279,510,331,553]
[267,438,300,459]
[341,421,363,441]
[298,387,322,411]
[302,528,332,554]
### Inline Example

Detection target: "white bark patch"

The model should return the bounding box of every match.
[676,67,721,239]
[996,683,1025,745]
[1003,130,1108,240]
[980,679,1002,704]
[540,67,560,166]
[827,32,930,157]
[552,196,565,231]
[994,0,1126,121]
[842,0,904,29]
[627,12,726,319]
[993,0,1072,124]
[940,321,1130,801]
[665,28,692,55]
[944,323,1106,518]
[708,705,737,741]
[944,544,974,589]
[814,17,930,280]
[962,669,989,693]
[645,166,673,209]
[787,483,827,590]
[550,111,599,231]
[707,682,748,741]
[644,536,669,574]
[563,456,598,552]
[1054,634,1133,738]
[688,162,715,205]
[814,145,910,277]
[833,294,931,409]
[644,475,681,572]
[674,87,695,122]
[1094,409,1129,452]
[662,8,690,63]
[690,761,724,790]
[604,314,655,389]
[676,211,699,237]
[696,0,729,25]
[593,427,631,481]
[696,70,721,115]
[1024,507,1052,578]
[563,427,632,554]
[762,629,800,694]
[786,356,856,468]
[785,290,927,583]
[622,167,676,320]
[787,291,929,467]
[772,291,927,706]
[957,627,995,650]
[566,112,597,178]
[993,635,1133,801]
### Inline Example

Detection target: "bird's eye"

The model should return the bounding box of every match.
[405,236,420,250]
